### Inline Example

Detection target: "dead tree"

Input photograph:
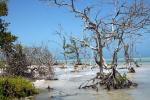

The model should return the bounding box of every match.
[124,44,130,66]
[43,0,150,90]
[55,25,68,65]
[43,0,106,75]
[24,45,55,79]
[65,36,82,65]
[124,44,136,73]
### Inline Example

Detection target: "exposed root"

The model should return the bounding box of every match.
[79,70,137,91]
[100,71,137,90]
[78,72,104,91]
[133,61,140,67]
[128,67,135,73]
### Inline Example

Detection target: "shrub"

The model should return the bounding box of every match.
[0,76,38,99]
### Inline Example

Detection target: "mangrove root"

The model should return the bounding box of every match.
[79,70,137,91]
[128,67,135,73]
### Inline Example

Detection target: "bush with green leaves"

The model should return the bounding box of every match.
[0,76,38,99]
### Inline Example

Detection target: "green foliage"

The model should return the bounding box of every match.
[0,76,38,99]
[0,0,8,16]
[64,44,76,54]
[64,37,81,64]
[0,1,26,76]
[6,44,30,77]
[0,0,17,50]
[0,61,6,68]
[64,37,80,54]
[115,73,128,87]
[0,19,17,49]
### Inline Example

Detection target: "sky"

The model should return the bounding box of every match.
[4,0,150,59]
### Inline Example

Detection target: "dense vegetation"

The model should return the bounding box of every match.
[0,1,39,99]
[0,0,55,78]
[0,76,38,100]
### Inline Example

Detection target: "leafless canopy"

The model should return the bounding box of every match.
[45,0,150,72]
[42,0,150,89]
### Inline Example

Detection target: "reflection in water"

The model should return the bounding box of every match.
[34,64,150,100]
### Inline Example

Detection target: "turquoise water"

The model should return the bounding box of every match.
[57,57,150,65]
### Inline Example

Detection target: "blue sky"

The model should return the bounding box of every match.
[5,0,150,58]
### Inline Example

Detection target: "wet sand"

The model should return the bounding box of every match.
[33,63,150,100]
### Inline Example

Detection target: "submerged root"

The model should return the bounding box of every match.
[79,70,137,91]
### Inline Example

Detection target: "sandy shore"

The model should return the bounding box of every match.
[33,63,150,100]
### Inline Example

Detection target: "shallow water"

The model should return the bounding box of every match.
[33,63,150,100]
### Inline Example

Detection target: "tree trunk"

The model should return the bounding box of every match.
[99,47,103,74]
[124,44,130,67]
[76,51,81,65]
[111,48,119,76]
[63,53,67,64]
